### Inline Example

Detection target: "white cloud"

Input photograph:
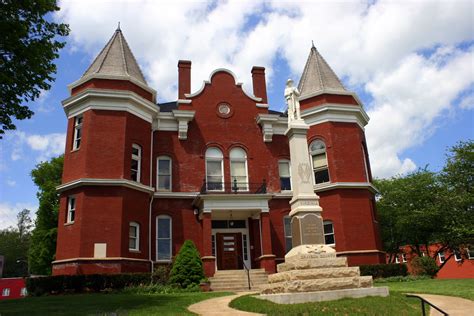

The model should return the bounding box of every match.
[6,179,16,187]
[56,0,474,178]
[459,93,474,110]
[0,202,37,230]
[8,131,66,162]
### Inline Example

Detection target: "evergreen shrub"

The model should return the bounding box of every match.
[169,240,205,288]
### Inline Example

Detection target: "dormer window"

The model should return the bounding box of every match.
[73,115,83,150]
[131,144,141,182]
[310,140,330,184]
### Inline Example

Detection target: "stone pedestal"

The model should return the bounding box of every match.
[259,245,389,303]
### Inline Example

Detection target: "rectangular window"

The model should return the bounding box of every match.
[323,221,335,245]
[230,160,248,190]
[67,196,76,223]
[313,154,330,184]
[131,144,141,182]
[243,234,248,261]
[206,161,223,191]
[468,249,474,260]
[2,288,10,297]
[129,222,139,251]
[157,216,172,261]
[395,255,400,264]
[211,235,216,257]
[438,252,446,263]
[454,251,462,261]
[73,115,83,150]
[279,161,291,191]
[157,157,172,191]
[20,288,27,296]
[283,216,292,253]
[402,253,407,263]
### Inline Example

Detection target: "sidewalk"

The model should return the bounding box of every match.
[407,293,474,316]
[188,292,264,316]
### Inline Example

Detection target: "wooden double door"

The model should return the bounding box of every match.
[216,233,243,270]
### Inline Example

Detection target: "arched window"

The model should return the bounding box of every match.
[131,144,142,182]
[323,220,335,245]
[310,140,329,184]
[157,156,172,191]
[283,216,292,253]
[205,147,224,191]
[157,215,172,261]
[278,160,291,191]
[230,147,248,191]
[129,222,140,251]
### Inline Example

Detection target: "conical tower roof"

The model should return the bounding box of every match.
[298,45,346,99]
[82,27,147,84]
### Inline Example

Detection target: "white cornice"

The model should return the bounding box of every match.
[172,110,196,140]
[256,113,288,142]
[184,68,262,102]
[301,103,370,129]
[299,89,364,107]
[154,192,199,199]
[68,73,157,102]
[52,257,150,264]
[156,112,178,131]
[314,182,378,193]
[177,99,192,104]
[57,178,154,194]
[62,89,159,123]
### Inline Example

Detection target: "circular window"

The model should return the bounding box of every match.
[216,103,233,118]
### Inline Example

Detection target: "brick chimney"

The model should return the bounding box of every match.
[251,66,268,104]
[178,60,192,99]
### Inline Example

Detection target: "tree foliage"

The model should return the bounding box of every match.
[375,140,473,265]
[28,155,63,275]
[0,0,69,136]
[169,240,205,289]
[0,209,32,277]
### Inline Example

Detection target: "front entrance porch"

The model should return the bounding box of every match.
[194,194,276,277]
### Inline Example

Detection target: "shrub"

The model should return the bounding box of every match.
[411,256,439,277]
[26,273,151,296]
[359,263,408,278]
[122,283,200,294]
[152,264,171,285]
[169,240,205,289]
[374,275,431,283]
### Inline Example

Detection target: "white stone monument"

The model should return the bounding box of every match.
[258,79,388,304]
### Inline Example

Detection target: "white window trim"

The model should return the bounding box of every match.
[131,144,142,183]
[283,216,292,253]
[323,220,335,246]
[73,115,83,150]
[438,252,446,263]
[468,248,474,260]
[454,251,462,262]
[309,140,330,185]
[278,160,292,191]
[156,215,172,262]
[20,287,27,296]
[67,196,76,223]
[395,255,400,264]
[402,253,407,263]
[129,222,140,251]
[230,148,249,191]
[156,156,172,191]
[205,148,224,192]
[2,288,10,297]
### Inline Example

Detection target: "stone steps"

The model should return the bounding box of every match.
[261,276,373,295]
[210,269,269,292]
[269,267,360,283]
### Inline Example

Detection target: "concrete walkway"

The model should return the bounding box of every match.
[188,292,264,316]
[407,293,474,316]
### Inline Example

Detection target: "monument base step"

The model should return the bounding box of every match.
[261,276,373,294]
[269,266,360,283]
[277,257,347,272]
[258,286,389,304]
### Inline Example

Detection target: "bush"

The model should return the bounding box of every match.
[169,240,205,289]
[411,256,439,277]
[374,275,431,283]
[26,273,151,296]
[152,264,171,285]
[122,283,200,294]
[359,263,408,279]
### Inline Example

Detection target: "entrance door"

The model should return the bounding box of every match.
[216,233,243,270]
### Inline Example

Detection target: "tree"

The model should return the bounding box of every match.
[0,209,32,277]
[169,240,205,289]
[0,0,69,136]
[28,155,63,275]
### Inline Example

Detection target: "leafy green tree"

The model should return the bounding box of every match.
[28,155,63,275]
[0,209,32,277]
[0,0,69,136]
[169,240,205,289]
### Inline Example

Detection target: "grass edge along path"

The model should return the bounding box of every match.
[0,291,232,316]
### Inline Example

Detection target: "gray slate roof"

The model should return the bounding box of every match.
[298,45,346,99]
[82,28,147,85]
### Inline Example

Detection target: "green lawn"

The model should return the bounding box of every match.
[0,292,230,316]
[229,279,474,315]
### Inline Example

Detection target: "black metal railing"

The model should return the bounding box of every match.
[406,294,448,316]
[200,179,267,194]
[236,253,251,290]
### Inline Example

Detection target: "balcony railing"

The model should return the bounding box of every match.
[200,179,267,194]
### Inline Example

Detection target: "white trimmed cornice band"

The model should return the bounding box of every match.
[314,182,378,193]
[336,250,385,255]
[52,257,150,264]
[56,178,154,194]
[62,88,159,123]
[298,89,364,108]
[301,103,370,129]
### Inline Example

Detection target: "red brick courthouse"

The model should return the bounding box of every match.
[53,28,384,277]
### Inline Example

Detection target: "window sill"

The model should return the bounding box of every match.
[70,148,80,153]
[64,221,75,226]
[129,249,141,253]
[155,259,172,263]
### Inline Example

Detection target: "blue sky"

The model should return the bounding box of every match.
[1,0,473,228]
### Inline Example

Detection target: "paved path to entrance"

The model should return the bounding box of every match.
[188,292,264,316]
[407,293,474,316]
